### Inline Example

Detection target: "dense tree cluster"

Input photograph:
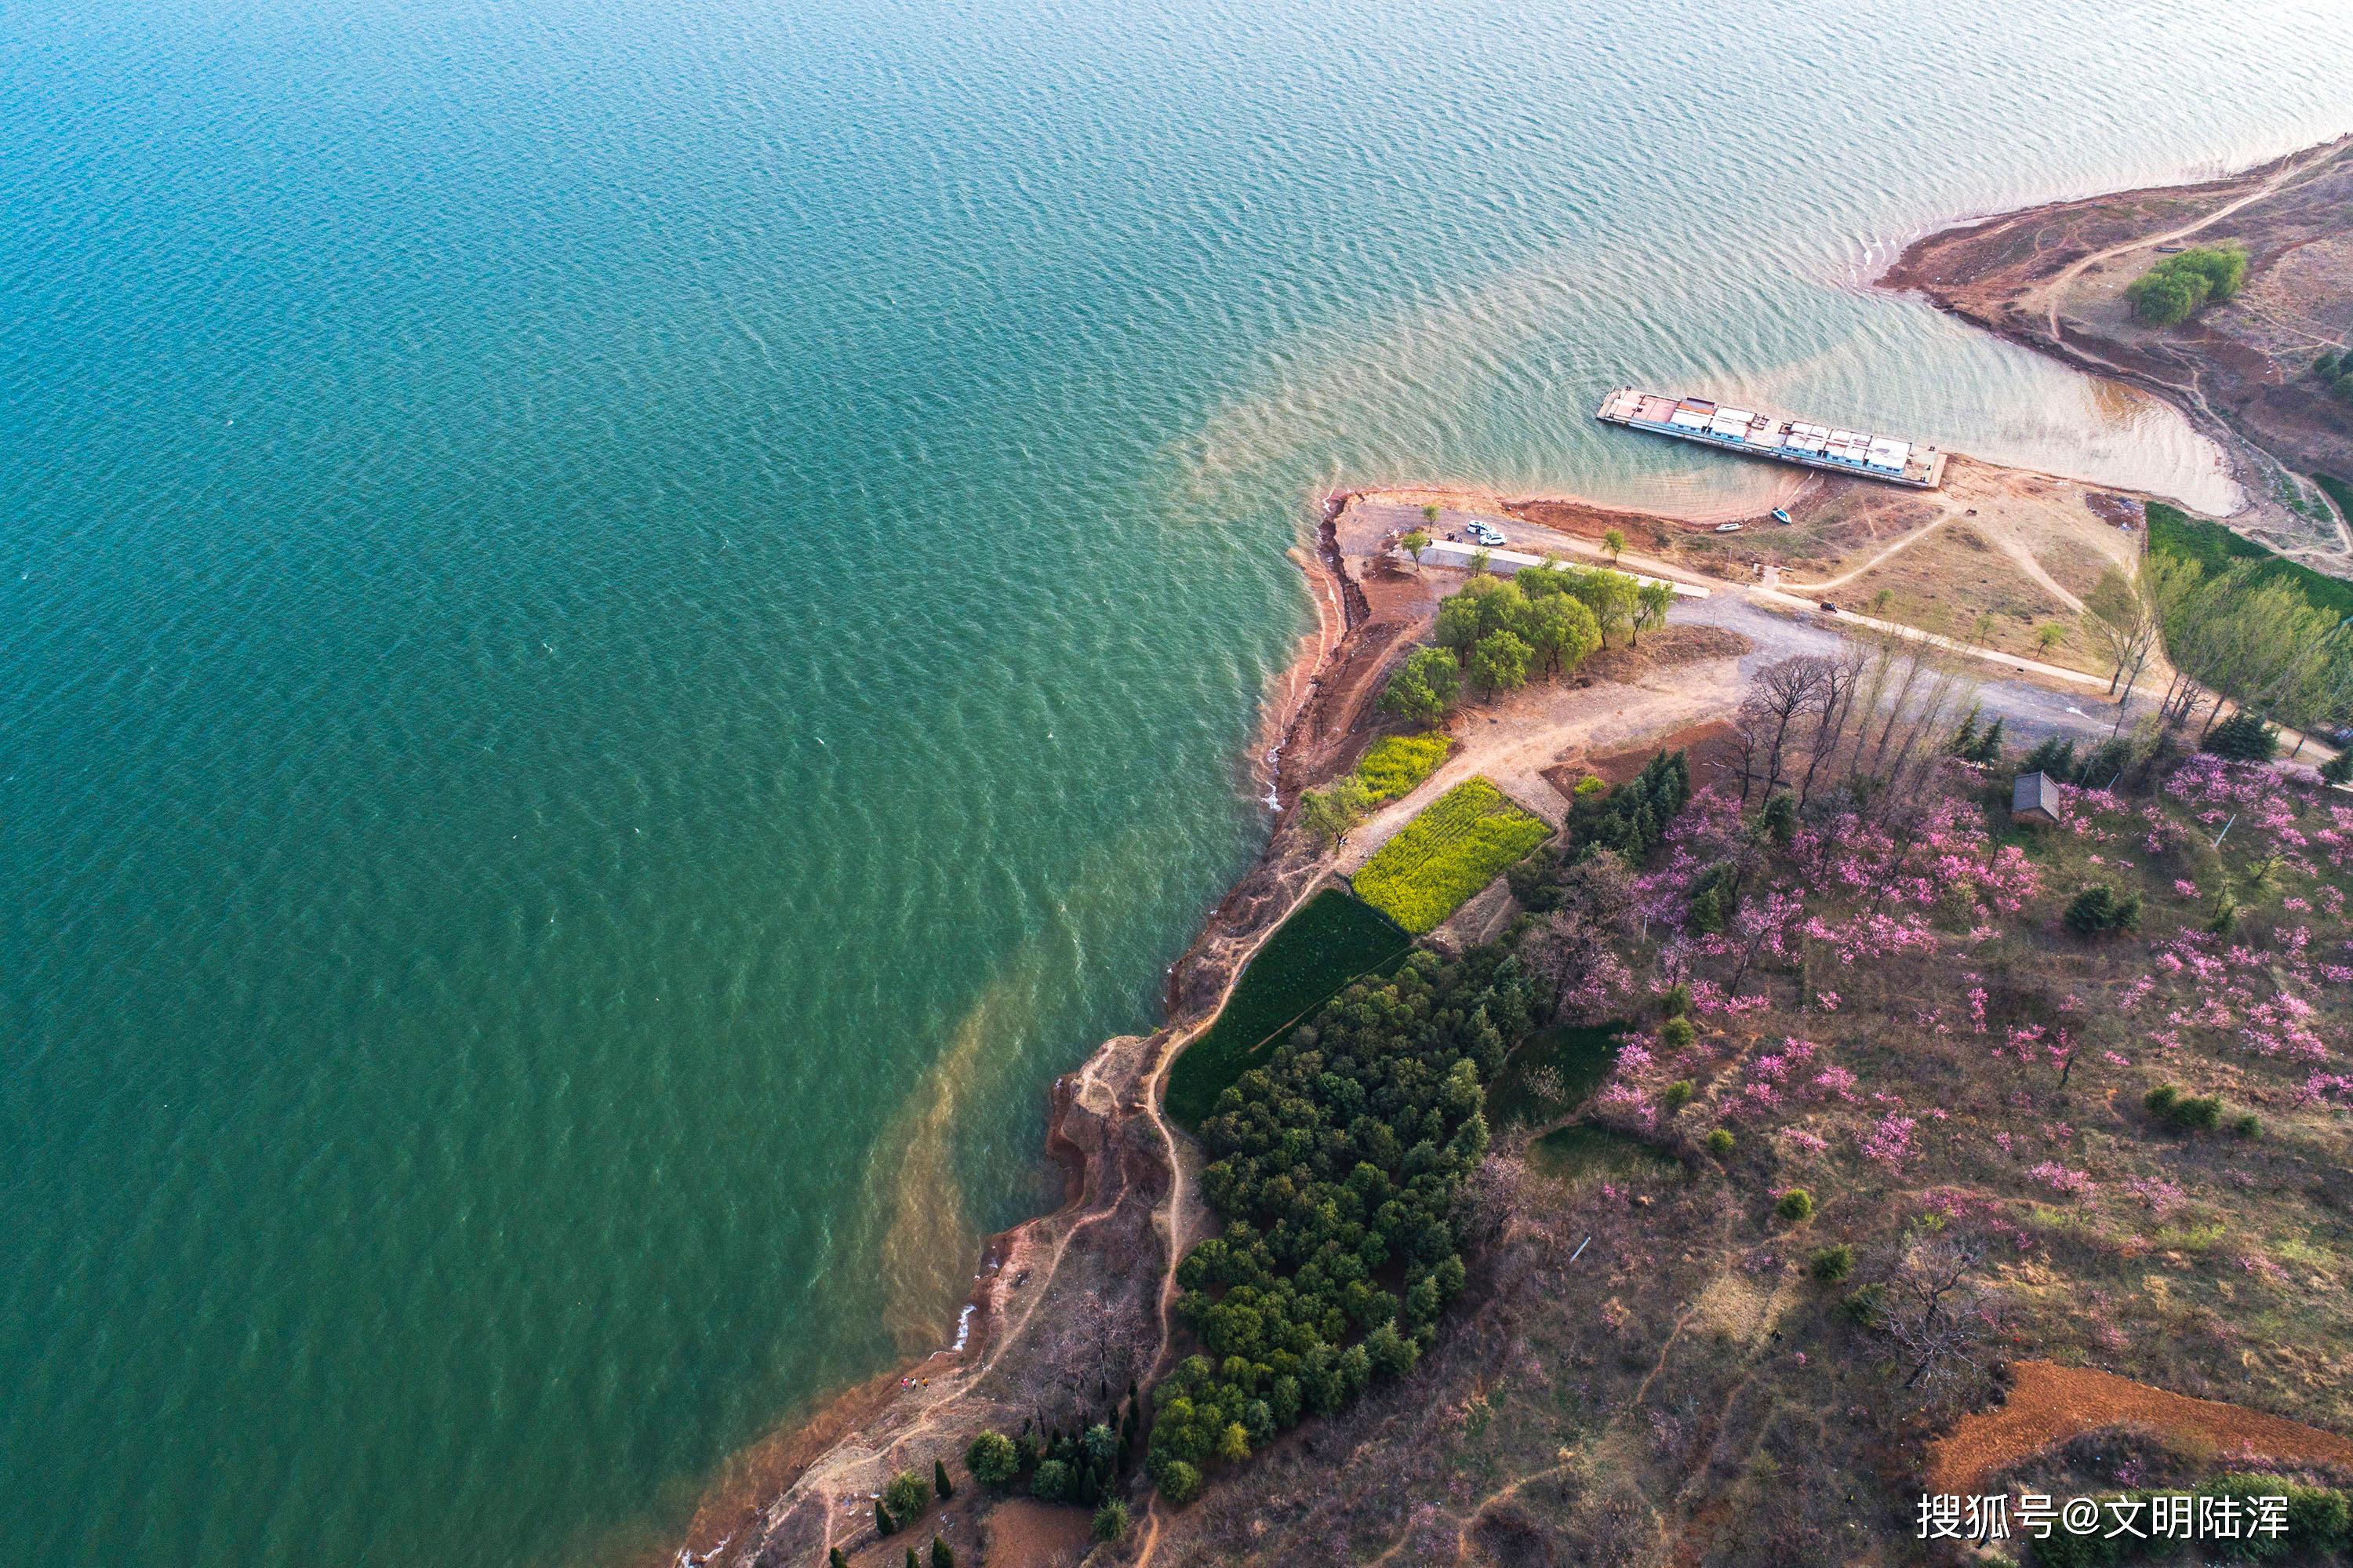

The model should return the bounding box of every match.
[1146,948,1535,1499]
[962,1388,1142,1515]
[1507,751,1687,920]
[1382,562,1668,722]
[2125,243,2246,326]
[1572,750,1691,860]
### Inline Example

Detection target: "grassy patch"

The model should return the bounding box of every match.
[2315,472,2353,522]
[1488,1022,1626,1128]
[1165,890,1413,1128]
[1351,777,1551,933]
[1529,1123,1678,1181]
[1354,733,1453,802]
[2147,501,2353,620]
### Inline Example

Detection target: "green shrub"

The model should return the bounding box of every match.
[1351,777,1551,933]
[1950,707,2006,762]
[1810,1243,1855,1282]
[1660,1017,1696,1050]
[2065,883,2141,935]
[1776,1188,1815,1223]
[1298,776,1377,847]
[931,1536,955,1568]
[2233,1112,2263,1139]
[1030,1459,1071,1502]
[1687,868,1733,934]
[934,1459,953,1499]
[2024,735,2078,780]
[1661,982,1693,1019]
[1705,1129,1736,1158]
[2322,750,2353,787]
[1840,1282,1886,1327]
[2145,1084,2223,1130]
[1506,844,1565,912]
[2205,711,2279,761]
[1379,646,1463,725]
[884,1469,931,1523]
[1573,773,1606,796]
[965,1431,1020,1490]
[875,1498,896,1537]
[1154,1458,1202,1504]
[1661,1079,1695,1112]
[2319,355,2353,407]
[1093,1499,1131,1541]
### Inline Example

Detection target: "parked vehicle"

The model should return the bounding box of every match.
[1715,522,1743,533]
[1771,508,1792,525]
[1819,600,1838,613]
[1465,521,1506,547]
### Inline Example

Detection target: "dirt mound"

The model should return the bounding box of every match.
[1926,1361,2353,1494]
[979,1498,1095,1566]
[1580,625,1753,683]
[1548,719,1740,799]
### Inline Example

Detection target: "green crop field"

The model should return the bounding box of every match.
[1164,889,1413,1129]
[1352,732,1452,802]
[1351,777,1551,933]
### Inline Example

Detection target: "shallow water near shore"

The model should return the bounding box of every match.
[5,2,2352,1564]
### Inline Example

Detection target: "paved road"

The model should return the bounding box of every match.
[1686,588,2148,748]
[1387,499,2338,767]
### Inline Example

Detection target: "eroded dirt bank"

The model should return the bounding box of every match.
[1880,133,2353,569]
[660,511,1411,1568]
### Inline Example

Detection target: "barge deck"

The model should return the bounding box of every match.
[1596,387,1945,489]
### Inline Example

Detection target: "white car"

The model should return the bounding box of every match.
[1465,522,1507,547]
[1715,522,1743,533]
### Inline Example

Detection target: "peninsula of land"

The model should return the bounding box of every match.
[668,137,2353,1568]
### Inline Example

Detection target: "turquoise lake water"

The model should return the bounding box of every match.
[5,2,2351,1563]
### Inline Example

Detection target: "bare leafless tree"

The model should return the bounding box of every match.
[1797,642,1871,805]
[1739,657,1833,801]
[1522,853,1637,1017]
[1877,1232,1991,1395]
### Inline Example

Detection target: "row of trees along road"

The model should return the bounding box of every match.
[2080,551,2353,749]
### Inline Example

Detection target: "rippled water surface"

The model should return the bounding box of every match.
[5,2,2351,1563]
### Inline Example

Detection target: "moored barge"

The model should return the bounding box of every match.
[1596,387,1946,489]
